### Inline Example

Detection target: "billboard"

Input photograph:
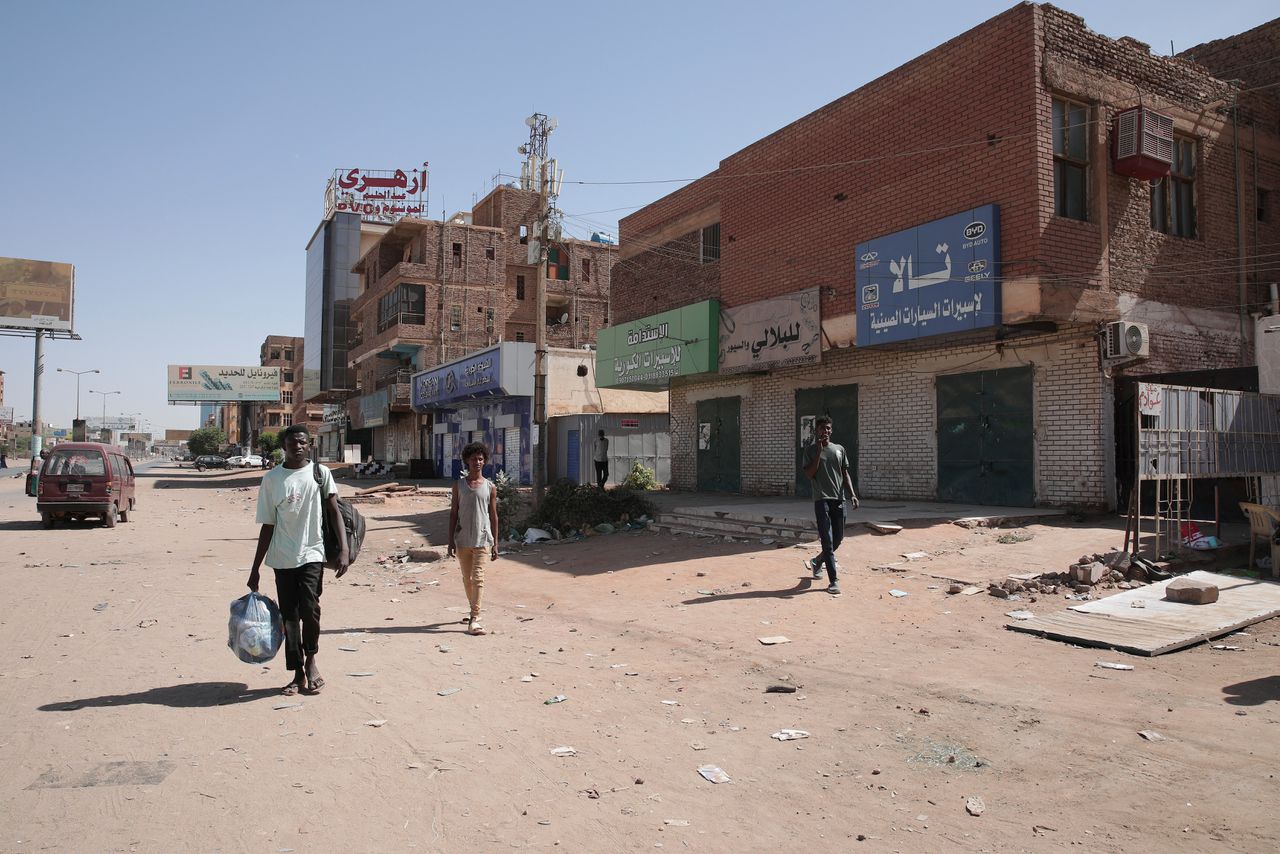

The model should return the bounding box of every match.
[324,163,429,223]
[718,288,821,374]
[0,256,75,332]
[596,301,719,390]
[856,204,1000,346]
[167,365,281,403]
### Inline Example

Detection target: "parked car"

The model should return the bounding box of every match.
[225,455,246,467]
[36,442,136,528]
[194,455,229,471]
[239,454,264,468]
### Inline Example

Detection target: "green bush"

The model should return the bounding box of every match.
[188,426,227,457]
[622,461,659,491]
[493,469,528,537]
[528,478,655,533]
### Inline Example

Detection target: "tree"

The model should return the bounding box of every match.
[259,430,280,456]
[188,426,227,457]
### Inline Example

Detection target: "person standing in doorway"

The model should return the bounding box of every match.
[447,441,499,636]
[592,429,610,490]
[801,415,858,594]
[247,424,349,696]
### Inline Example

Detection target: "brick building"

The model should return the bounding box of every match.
[605,3,1279,509]
[347,184,617,466]
[246,335,321,449]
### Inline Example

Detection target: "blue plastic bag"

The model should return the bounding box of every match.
[228,592,283,664]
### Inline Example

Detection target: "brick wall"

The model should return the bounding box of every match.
[670,325,1108,507]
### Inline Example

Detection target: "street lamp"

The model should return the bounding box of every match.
[88,390,121,439]
[57,368,100,421]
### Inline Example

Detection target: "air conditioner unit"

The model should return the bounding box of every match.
[1103,321,1150,360]
[1112,107,1174,180]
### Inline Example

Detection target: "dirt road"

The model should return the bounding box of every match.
[0,462,1276,852]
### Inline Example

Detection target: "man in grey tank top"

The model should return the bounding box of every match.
[447,441,499,635]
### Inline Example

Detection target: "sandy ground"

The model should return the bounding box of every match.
[0,461,1277,853]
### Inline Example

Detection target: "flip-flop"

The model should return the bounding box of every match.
[305,676,326,695]
[280,683,302,697]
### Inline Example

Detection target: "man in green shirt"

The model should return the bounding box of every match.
[801,415,858,594]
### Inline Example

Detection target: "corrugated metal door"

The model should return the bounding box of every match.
[937,366,1034,506]
[696,397,741,492]
[567,430,581,482]
[505,427,522,483]
[794,384,858,496]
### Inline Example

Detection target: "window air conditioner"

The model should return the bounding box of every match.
[1112,107,1174,180]
[1103,321,1150,360]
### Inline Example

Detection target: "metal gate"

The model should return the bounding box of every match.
[566,430,581,481]
[696,397,741,492]
[794,384,858,495]
[937,366,1034,506]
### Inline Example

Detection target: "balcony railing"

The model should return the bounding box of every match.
[374,368,415,391]
[377,311,426,335]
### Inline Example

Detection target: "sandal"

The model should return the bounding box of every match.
[305,676,326,694]
[280,682,302,697]
[467,618,487,636]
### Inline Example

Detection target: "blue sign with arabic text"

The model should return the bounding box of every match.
[855,204,1000,345]
[413,348,504,408]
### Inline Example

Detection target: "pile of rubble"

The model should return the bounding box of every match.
[346,482,441,504]
[986,551,1161,601]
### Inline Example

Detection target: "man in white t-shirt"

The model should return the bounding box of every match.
[593,429,609,490]
[247,424,349,696]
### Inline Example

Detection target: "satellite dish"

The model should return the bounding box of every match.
[525,115,537,128]
[559,313,569,324]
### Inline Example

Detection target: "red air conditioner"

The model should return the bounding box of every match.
[1112,107,1174,180]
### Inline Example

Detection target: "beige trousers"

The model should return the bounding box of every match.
[456,547,488,618]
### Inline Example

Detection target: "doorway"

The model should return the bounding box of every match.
[695,397,741,492]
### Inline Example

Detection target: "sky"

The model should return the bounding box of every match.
[1,0,1275,436]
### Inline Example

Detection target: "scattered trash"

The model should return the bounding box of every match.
[437,688,461,696]
[1004,610,1034,620]
[662,700,680,706]
[959,586,982,595]
[889,589,909,598]
[757,636,791,645]
[868,522,903,535]
[549,746,577,757]
[1211,644,1242,651]
[521,675,534,683]
[338,646,358,652]
[348,671,375,677]
[1095,661,1134,671]
[93,602,107,612]
[1137,730,1166,742]
[365,719,388,727]
[765,684,798,694]
[965,796,985,816]
[272,702,303,711]
[544,695,567,705]
[524,527,553,544]
[690,741,708,751]
[663,819,690,827]
[902,551,929,561]
[697,765,731,784]
[771,729,810,741]
[1130,601,1146,609]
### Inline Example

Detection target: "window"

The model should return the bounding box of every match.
[282,390,293,405]
[701,223,721,263]
[519,225,528,244]
[515,331,525,342]
[270,350,281,360]
[282,370,294,383]
[452,242,462,268]
[268,413,282,427]
[516,275,526,300]
[485,308,495,333]
[283,349,293,361]
[581,315,590,333]
[547,246,569,280]
[581,258,591,282]
[485,246,495,260]
[1259,188,1271,223]
[450,305,461,332]
[377,283,426,332]
[1151,137,1196,238]
[1052,98,1089,221]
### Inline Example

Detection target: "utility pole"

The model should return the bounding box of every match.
[31,332,44,460]
[522,113,562,505]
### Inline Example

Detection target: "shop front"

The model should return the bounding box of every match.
[412,342,535,483]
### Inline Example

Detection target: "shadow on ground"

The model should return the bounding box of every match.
[38,682,280,711]
[1222,675,1280,706]
[682,575,823,605]
[320,620,469,636]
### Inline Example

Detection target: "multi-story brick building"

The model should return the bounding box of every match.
[348,184,617,466]
[246,335,321,449]
[604,3,1279,509]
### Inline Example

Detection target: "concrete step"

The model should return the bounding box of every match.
[652,519,817,543]
[653,510,818,542]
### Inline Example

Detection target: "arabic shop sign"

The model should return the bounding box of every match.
[324,163,429,224]
[719,288,821,374]
[855,204,1001,346]
[413,344,524,409]
[166,364,282,403]
[358,388,389,428]
[595,300,719,389]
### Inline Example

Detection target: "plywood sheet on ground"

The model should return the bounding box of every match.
[1007,571,1280,656]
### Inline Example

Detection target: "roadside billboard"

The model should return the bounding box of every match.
[0,256,75,332]
[167,365,281,403]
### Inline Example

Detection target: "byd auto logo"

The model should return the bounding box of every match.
[964,221,987,240]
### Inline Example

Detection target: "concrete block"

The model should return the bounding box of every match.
[407,548,442,563]
[1164,577,1219,605]
[1070,562,1107,584]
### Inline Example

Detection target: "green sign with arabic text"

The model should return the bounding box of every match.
[595,300,718,389]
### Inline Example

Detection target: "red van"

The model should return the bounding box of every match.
[36,443,137,528]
